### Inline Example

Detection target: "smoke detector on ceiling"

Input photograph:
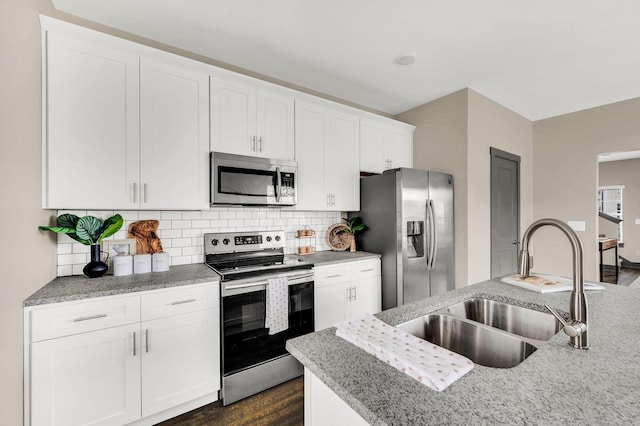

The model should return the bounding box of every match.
[395,54,416,65]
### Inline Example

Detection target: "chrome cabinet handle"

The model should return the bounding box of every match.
[326,274,342,279]
[258,136,263,152]
[170,298,196,306]
[142,183,148,203]
[145,329,149,353]
[251,135,256,151]
[132,183,137,203]
[133,332,137,356]
[359,268,374,273]
[346,286,352,302]
[73,313,107,322]
[352,285,357,301]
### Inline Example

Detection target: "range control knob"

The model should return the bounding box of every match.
[211,239,219,246]
[266,236,272,242]
[275,235,281,242]
[223,238,230,245]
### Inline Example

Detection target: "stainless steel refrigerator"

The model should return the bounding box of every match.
[351,168,454,310]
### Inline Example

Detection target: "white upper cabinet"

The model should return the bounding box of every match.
[43,26,210,210]
[45,32,140,209]
[360,117,414,174]
[294,99,360,211]
[211,74,295,160]
[140,59,209,210]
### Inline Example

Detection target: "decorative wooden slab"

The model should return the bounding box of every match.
[128,220,163,254]
[325,223,352,251]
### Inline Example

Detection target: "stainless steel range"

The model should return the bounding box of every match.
[204,230,314,405]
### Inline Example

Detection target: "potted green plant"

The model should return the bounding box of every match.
[341,216,366,252]
[40,213,124,278]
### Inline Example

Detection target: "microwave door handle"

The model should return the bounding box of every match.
[275,167,282,203]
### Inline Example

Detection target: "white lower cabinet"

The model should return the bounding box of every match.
[141,309,219,417]
[304,368,368,426]
[25,282,220,426]
[31,323,142,426]
[314,259,381,331]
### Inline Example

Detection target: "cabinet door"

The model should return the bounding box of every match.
[327,110,360,211]
[210,75,257,156]
[140,59,210,209]
[141,309,220,417]
[314,283,348,331]
[386,125,413,170]
[348,277,382,319]
[359,118,386,174]
[30,324,141,426]
[256,88,295,160]
[46,33,140,209]
[294,100,329,210]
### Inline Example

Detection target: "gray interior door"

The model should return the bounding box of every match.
[490,148,520,277]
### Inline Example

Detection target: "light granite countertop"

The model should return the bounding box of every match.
[23,264,219,307]
[291,250,380,266]
[286,278,640,425]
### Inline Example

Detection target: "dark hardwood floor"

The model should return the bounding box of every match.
[157,377,304,426]
[601,266,640,285]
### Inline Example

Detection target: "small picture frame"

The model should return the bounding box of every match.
[102,239,137,273]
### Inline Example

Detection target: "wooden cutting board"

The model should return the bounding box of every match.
[128,220,163,254]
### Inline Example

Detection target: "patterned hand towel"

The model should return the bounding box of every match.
[265,277,289,335]
[336,314,474,391]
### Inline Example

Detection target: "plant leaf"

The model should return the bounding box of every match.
[38,225,75,233]
[76,216,103,244]
[97,214,124,244]
[57,214,79,229]
[352,223,366,233]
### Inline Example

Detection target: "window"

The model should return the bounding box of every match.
[598,185,624,242]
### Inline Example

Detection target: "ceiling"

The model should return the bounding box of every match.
[51,0,640,121]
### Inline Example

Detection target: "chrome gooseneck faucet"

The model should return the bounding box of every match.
[518,218,589,349]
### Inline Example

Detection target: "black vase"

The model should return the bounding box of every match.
[83,244,108,278]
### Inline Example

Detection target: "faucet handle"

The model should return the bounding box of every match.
[544,304,587,338]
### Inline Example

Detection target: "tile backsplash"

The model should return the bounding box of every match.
[56,208,343,277]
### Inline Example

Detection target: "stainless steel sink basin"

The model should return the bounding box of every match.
[434,298,562,341]
[398,314,537,368]
[396,298,563,368]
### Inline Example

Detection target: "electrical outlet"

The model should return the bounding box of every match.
[568,221,586,232]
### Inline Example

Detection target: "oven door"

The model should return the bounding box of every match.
[221,271,313,376]
[211,152,296,206]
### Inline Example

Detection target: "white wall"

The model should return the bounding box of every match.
[0,0,57,424]
[56,208,341,275]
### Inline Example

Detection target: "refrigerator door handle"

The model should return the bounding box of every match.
[427,199,437,269]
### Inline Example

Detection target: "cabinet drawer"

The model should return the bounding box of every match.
[314,264,350,288]
[350,259,380,280]
[141,283,218,321]
[30,295,140,342]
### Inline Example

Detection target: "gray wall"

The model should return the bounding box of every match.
[396,89,533,287]
[0,0,57,423]
[533,97,640,281]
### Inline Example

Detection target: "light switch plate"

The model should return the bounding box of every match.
[567,221,586,232]
[635,219,640,225]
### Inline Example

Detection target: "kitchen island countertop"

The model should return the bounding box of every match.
[23,264,219,307]
[287,278,640,425]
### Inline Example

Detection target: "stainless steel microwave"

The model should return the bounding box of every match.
[210,152,297,206]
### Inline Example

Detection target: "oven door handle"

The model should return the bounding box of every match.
[224,271,314,293]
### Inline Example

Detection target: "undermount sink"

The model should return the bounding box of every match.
[396,298,563,368]
[436,298,563,341]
